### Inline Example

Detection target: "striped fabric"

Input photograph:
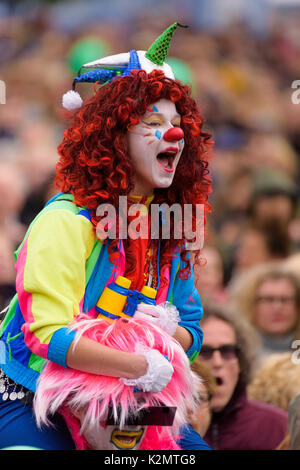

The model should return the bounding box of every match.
[0,193,204,392]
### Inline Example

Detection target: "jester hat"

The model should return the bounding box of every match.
[62,22,187,110]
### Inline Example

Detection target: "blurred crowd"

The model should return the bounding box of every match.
[1,0,300,451]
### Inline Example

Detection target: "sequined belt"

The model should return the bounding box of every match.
[0,369,34,405]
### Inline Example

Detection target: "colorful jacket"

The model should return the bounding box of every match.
[0,193,203,392]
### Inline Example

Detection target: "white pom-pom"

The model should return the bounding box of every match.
[62,90,83,110]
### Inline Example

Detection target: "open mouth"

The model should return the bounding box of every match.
[156,148,178,173]
[111,428,144,450]
[216,377,223,386]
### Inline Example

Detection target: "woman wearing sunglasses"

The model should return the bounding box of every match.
[199,304,288,450]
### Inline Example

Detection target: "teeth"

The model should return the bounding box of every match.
[111,429,143,449]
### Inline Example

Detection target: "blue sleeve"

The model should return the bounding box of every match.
[171,255,203,361]
[179,424,213,450]
[47,327,77,368]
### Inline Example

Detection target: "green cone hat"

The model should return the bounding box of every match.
[145,22,184,66]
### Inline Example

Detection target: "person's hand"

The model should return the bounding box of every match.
[120,344,174,393]
[134,301,180,336]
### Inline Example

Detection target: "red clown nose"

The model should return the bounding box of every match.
[163,127,184,142]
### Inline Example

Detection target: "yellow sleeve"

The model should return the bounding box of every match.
[17,209,95,359]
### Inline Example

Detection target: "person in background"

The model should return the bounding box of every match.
[248,351,300,450]
[200,304,288,450]
[229,264,300,359]
[284,253,300,286]
[193,245,228,305]
[233,219,292,274]
[179,357,217,450]
[0,232,16,317]
[248,169,298,228]
[288,393,300,450]
[0,162,26,247]
[248,352,300,412]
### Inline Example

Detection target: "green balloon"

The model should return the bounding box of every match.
[165,57,196,93]
[68,37,110,75]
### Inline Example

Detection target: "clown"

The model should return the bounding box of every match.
[0,23,213,449]
[34,314,200,450]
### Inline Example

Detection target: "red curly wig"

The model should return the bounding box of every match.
[55,70,213,286]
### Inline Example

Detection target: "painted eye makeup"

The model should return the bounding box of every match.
[143,116,163,127]
[143,117,181,128]
[149,122,162,127]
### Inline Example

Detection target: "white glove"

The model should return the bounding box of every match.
[120,344,174,393]
[134,301,180,336]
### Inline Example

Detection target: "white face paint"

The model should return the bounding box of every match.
[72,406,145,450]
[82,423,145,450]
[127,98,185,196]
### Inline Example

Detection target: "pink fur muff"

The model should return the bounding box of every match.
[34,314,198,450]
